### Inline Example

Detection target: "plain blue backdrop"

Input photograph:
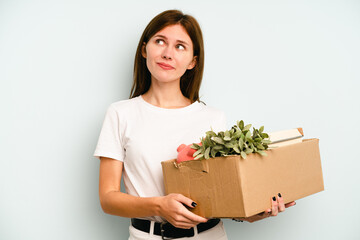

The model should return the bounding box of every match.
[1,0,359,239]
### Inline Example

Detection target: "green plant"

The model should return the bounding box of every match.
[191,120,271,160]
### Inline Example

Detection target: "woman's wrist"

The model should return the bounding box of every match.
[151,196,164,216]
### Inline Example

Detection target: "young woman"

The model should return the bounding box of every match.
[94,9,295,240]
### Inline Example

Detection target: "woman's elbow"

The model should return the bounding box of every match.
[99,192,112,214]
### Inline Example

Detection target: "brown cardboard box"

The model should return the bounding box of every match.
[161,138,324,218]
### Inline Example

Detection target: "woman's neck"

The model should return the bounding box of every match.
[141,82,191,109]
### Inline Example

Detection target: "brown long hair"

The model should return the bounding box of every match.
[129,10,204,103]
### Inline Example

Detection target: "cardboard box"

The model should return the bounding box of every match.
[161,138,324,218]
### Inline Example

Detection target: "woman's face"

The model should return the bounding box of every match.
[142,24,196,85]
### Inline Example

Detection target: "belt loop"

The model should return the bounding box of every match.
[149,220,155,236]
[160,222,166,239]
[194,224,198,236]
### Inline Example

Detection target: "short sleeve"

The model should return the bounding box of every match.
[93,105,125,161]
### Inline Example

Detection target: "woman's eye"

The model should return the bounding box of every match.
[176,44,185,50]
[155,39,165,45]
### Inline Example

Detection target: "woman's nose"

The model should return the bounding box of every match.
[162,46,173,60]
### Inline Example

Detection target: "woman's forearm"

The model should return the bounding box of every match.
[100,191,162,218]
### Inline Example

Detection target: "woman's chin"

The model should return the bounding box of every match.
[151,76,180,85]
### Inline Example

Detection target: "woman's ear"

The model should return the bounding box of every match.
[187,56,197,70]
[141,42,147,58]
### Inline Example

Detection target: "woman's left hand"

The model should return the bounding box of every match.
[233,193,296,223]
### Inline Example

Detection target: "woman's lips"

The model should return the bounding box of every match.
[157,62,174,70]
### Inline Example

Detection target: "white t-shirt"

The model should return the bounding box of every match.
[94,95,227,222]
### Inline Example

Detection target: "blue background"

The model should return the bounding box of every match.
[1,0,359,239]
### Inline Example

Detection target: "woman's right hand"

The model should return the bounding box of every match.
[158,193,208,229]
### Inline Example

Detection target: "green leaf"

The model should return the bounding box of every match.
[212,137,225,145]
[245,131,251,139]
[193,149,203,157]
[204,147,210,159]
[224,131,231,141]
[256,144,265,150]
[201,138,206,147]
[225,142,237,148]
[238,138,244,149]
[245,148,253,154]
[239,120,244,130]
[211,148,217,158]
[247,137,254,143]
[194,154,204,160]
[240,133,245,140]
[259,126,264,133]
[261,133,269,138]
[213,145,223,150]
[233,129,242,139]
[233,146,240,153]
[258,150,267,156]
[244,124,252,131]
[191,143,200,150]
[204,137,212,147]
[224,136,231,141]
[261,139,272,144]
[206,130,217,137]
[240,151,247,159]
